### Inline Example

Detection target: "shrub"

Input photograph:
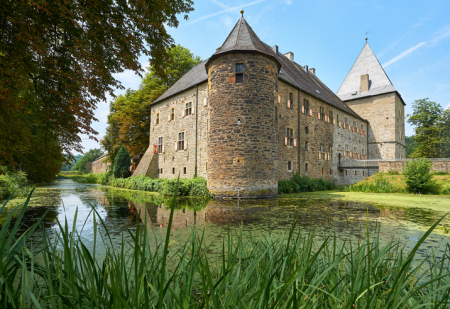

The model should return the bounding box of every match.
[113,145,131,178]
[403,159,433,194]
[278,174,334,194]
[0,166,33,199]
[387,170,400,175]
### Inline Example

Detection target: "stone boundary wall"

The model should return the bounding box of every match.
[379,159,450,173]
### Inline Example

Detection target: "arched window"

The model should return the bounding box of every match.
[305,141,309,151]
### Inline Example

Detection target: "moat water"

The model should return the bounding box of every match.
[1,179,450,260]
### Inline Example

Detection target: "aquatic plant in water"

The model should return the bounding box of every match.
[2,184,450,307]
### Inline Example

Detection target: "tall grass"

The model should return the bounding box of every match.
[2,187,450,307]
[345,174,399,193]
[279,173,335,194]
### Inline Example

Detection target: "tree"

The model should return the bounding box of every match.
[71,149,104,173]
[0,0,194,169]
[405,136,418,158]
[407,98,450,158]
[102,45,201,162]
[114,146,131,178]
[61,155,83,172]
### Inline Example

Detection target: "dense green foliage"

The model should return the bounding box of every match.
[113,146,131,178]
[60,154,83,172]
[66,173,211,197]
[71,149,104,173]
[278,174,335,194]
[407,98,450,158]
[403,158,434,193]
[345,174,397,193]
[0,166,32,199]
[2,190,450,308]
[102,45,202,161]
[405,136,417,158]
[0,0,194,169]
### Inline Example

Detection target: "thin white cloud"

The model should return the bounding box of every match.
[210,0,229,9]
[185,0,268,25]
[383,42,426,68]
[430,24,450,44]
[378,36,405,58]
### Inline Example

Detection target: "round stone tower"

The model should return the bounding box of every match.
[205,13,281,198]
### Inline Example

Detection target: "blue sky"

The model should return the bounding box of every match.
[80,0,450,153]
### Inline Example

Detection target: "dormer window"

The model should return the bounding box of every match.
[235,63,243,83]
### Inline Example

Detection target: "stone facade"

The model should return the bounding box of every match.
[130,15,407,197]
[148,83,209,180]
[345,92,405,160]
[379,159,450,173]
[92,154,111,174]
[207,53,279,198]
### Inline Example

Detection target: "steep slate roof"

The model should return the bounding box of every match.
[204,15,281,72]
[152,59,208,104]
[337,42,405,105]
[152,15,366,120]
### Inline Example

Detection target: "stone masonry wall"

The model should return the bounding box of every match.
[148,83,208,180]
[207,53,278,198]
[379,159,450,173]
[344,92,405,160]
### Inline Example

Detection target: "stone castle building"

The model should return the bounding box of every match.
[132,13,406,198]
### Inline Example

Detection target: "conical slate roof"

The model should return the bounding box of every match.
[337,42,404,105]
[204,15,281,71]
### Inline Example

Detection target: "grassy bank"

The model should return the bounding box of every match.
[345,173,450,195]
[3,190,450,308]
[284,190,450,211]
[62,172,212,197]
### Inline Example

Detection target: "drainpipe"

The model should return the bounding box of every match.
[195,85,198,177]
[366,120,369,176]
[298,89,301,175]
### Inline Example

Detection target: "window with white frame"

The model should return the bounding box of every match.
[177,132,185,150]
[157,137,164,153]
[185,102,192,116]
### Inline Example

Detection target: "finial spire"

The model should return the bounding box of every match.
[240,9,244,16]
[365,31,369,42]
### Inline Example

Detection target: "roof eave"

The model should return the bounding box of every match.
[340,90,406,106]
[204,50,281,73]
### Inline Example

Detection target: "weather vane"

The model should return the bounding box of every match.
[366,31,369,41]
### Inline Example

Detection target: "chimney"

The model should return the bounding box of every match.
[304,65,308,72]
[309,68,316,75]
[284,52,294,62]
[361,74,369,92]
[272,45,279,55]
